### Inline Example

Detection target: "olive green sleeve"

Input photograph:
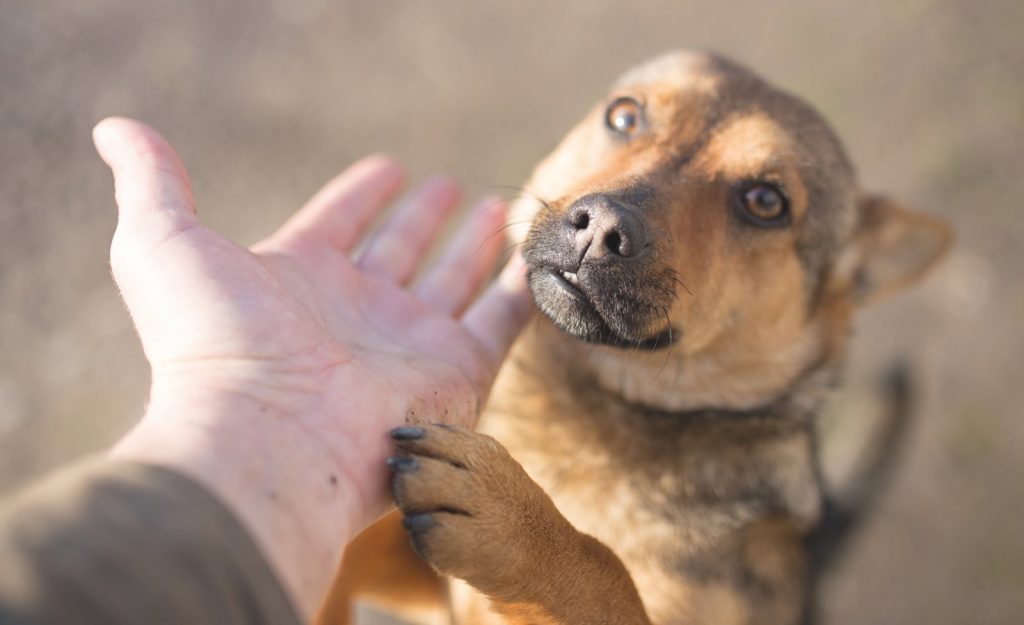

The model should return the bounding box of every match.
[0,459,301,625]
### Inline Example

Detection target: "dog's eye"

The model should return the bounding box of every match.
[740,183,789,225]
[605,97,643,136]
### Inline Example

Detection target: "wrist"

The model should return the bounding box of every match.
[110,381,389,618]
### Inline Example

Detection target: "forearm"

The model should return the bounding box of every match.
[0,458,300,625]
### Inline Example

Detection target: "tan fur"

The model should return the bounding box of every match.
[318,50,951,625]
[317,511,446,625]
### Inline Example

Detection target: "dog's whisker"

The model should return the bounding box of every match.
[654,306,674,381]
[493,242,523,260]
[669,271,693,297]
[472,221,531,256]
[483,186,554,212]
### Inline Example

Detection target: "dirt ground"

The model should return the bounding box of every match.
[2,1,1022,623]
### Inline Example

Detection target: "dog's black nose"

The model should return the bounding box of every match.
[566,194,648,263]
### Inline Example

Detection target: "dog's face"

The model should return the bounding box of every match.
[515,51,950,411]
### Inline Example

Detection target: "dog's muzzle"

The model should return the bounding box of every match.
[522,193,677,349]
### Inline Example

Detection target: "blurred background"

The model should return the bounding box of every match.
[1,0,1021,622]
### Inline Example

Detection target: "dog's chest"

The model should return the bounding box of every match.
[479,397,822,624]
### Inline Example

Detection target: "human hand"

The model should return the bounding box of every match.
[95,117,531,616]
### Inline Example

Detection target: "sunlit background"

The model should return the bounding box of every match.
[2,1,1022,623]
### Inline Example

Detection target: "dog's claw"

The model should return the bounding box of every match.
[391,426,426,440]
[402,513,435,532]
[386,455,419,472]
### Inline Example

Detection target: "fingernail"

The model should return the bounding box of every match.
[402,513,435,532]
[391,426,425,440]
[386,456,419,472]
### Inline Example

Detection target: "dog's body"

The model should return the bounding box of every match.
[318,50,950,625]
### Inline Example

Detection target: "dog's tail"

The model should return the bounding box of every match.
[802,361,914,624]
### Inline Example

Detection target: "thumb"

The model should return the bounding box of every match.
[93,117,197,262]
[94,118,211,360]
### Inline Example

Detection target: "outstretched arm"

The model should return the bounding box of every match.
[92,117,532,617]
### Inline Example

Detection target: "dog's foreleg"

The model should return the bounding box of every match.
[388,425,652,625]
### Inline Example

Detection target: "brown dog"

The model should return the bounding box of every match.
[318,50,951,625]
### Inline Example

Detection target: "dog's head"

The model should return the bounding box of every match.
[515,51,951,411]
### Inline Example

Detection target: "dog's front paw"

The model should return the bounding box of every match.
[387,424,570,597]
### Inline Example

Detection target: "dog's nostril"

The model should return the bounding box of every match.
[605,231,623,255]
[571,211,590,230]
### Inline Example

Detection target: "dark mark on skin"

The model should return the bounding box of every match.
[328,475,338,487]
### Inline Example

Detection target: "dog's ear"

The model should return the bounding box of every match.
[833,194,952,306]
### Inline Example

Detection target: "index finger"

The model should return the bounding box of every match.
[270,155,405,252]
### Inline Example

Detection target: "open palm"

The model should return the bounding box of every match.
[101,115,529,443]
[96,118,531,612]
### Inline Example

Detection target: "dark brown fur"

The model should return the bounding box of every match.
[318,50,951,625]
